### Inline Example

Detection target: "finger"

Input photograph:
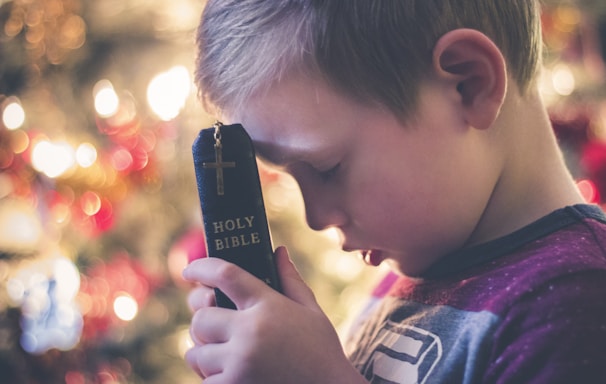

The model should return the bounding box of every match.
[275,246,322,311]
[184,346,204,378]
[183,257,272,310]
[185,344,225,379]
[190,306,233,344]
[187,285,216,312]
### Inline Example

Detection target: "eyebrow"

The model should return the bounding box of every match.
[253,138,321,170]
[252,141,291,168]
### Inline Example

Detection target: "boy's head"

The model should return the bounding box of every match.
[195,0,542,119]
[194,1,562,276]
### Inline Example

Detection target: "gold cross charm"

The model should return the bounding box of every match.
[203,123,236,196]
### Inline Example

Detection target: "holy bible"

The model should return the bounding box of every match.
[192,122,281,309]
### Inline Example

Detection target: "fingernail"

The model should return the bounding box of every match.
[182,265,191,278]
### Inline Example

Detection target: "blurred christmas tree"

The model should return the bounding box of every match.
[0,0,382,382]
[0,0,605,383]
[541,1,606,202]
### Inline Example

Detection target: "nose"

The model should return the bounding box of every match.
[297,179,348,232]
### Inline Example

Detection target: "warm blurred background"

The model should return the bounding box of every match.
[0,0,605,382]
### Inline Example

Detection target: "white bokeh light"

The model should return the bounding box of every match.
[2,98,26,130]
[552,64,576,96]
[147,66,191,121]
[113,294,138,321]
[31,140,76,178]
[76,142,98,168]
[94,80,120,117]
[53,258,81,301]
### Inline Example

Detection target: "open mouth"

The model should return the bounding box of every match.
[360,250,383,266]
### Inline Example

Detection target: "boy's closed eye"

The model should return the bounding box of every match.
[317,163,340,182]
[255,145,342,183]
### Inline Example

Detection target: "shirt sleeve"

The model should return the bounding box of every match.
[484,270,606,383]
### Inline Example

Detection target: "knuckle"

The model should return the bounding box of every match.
[189,326,203,346]
[187,286,215,310]
[214,261,240,282]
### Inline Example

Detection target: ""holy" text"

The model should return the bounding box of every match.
[212,216,255,233]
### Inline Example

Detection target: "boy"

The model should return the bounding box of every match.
[183,0,606,383]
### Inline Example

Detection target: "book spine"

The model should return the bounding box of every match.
[192,123,281,309]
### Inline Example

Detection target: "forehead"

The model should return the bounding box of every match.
[226,74,375,164]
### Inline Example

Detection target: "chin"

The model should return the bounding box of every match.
[385,258,430,278]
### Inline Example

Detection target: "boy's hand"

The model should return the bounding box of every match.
[182,246,367,384]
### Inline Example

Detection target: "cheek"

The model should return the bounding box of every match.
[346,166,422,238]
[345,150,483,255]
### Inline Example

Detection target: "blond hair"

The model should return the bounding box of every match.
[195,0,543,118]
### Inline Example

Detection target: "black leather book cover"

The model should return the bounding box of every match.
[192,123,281,309]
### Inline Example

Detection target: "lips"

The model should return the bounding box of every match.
[342,243,385,267]
[360,250,383,267]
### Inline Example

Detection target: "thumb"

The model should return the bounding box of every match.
[275,246,321,311]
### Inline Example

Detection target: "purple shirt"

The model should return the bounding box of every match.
[346,205,606,383]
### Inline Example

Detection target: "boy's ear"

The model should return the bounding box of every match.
[432,28,507,130]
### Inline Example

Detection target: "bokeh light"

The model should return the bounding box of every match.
[76,142,98,168]
[113,294,138,321]
[554,5,581,33]
[552,64,576,96]
[110,147,134,172]
[577,179,599,203]
[52,257,81,301]
[10,129,30,154]
[94,80,120,118]
[2,98,26,130]
[31,140,76,178]
[147,66,191,121]
[0,199,43,253]
[80,191,102,216]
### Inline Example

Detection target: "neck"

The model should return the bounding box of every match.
[465,87,586,247]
